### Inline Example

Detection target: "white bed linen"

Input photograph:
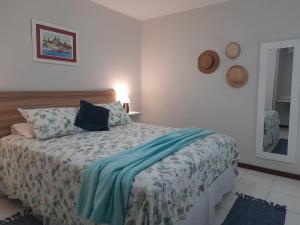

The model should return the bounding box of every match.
[0,122,239,225]
[179,166,235,225]
[81,166,235,225]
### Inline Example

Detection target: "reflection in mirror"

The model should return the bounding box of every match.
[264,47,294,155]
[257,39,300,163]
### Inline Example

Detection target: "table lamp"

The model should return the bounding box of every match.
[120,95,130,113]
[115,84,130,113]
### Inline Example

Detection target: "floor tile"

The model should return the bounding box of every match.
[285,210,300,225]
[235,167,247,184]
[272,176,300,198]
[0,195,25,220]
[240,170,275,190]
[219,192,238,210]
[235,182,269,200]
[267,191,300,214]
[237,167,248,175]
[212,206,229,225]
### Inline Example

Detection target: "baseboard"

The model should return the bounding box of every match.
[238,163,300,181]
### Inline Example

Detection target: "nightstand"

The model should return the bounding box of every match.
[128,111,140,121]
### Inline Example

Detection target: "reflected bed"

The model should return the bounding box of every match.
[264,110,280,150]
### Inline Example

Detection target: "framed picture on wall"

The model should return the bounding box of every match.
[32,20,78,65]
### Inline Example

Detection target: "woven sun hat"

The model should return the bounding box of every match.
[198,50,220,74]
[226,42,241,59]
[226,65,248,88]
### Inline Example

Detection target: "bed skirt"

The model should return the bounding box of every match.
[179,166,235,225]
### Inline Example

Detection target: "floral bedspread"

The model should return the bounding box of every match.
[0,122,239,225]
[264,110,280,132]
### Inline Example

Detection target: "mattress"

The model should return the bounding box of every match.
[0,122,239,225]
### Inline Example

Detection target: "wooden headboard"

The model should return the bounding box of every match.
[0,89,116,138]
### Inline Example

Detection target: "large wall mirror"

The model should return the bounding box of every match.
[256,39,300,163]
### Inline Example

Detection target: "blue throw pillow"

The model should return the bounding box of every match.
[75,100,110,131]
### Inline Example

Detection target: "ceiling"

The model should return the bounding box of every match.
[91,0,230,20]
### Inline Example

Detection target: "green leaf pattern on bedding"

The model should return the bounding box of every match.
[98,101,132,127]
[0,123,239,225]
[18,107,83,140]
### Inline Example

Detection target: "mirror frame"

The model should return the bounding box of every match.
[256,39,300,163]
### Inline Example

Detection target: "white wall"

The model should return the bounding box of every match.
[2,0,300,174]
[277,48,293,100]
[141,0,300,174]
[265,49,278,110]
[0,0,141,110]
[276,48,293,126]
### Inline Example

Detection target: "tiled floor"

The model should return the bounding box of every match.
[0,195,25,220]
[213,167,300,225]
[1,167,300,224]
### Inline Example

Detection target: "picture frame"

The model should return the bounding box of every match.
[32,20,78,66]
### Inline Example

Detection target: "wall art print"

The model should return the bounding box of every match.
[32,20,78,65]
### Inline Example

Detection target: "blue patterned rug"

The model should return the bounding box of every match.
[0,209,42,225]
[222,193,286,225]
[0,194,287,225]
[271,139,288,155]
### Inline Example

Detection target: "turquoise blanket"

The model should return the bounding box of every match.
[77,128,214,225]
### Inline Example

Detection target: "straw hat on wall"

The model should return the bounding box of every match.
[198,50,220,74]
[226,65,248,88]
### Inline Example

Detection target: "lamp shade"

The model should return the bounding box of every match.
[115,83,130,104]
[118,95,130,104]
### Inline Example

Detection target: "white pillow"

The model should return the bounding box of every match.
[18,107,83,140]
[97,101,132,127]
[11,123,36,139]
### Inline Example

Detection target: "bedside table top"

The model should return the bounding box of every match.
[128,111,141,116]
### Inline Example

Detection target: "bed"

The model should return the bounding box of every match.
[0,90,239,225]
[263,110,280,149]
